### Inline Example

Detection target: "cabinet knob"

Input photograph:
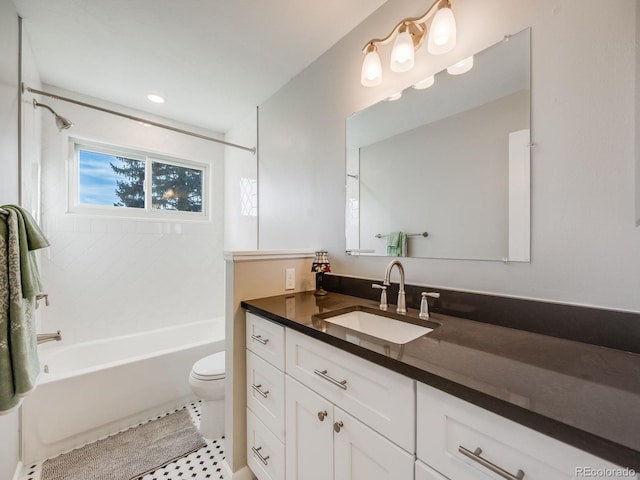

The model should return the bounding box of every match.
[317,410,328,421]
[333,420,344,433]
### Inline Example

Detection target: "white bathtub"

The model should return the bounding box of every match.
[21,318,225,464]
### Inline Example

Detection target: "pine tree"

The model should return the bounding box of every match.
[151,162,202,212]
[110,157,145,208]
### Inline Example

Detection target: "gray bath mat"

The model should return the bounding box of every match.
[41,408,206,480]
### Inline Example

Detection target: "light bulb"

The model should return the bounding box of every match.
[427,7,457,55]
[447,56,474,75]
[361,44,382,87]
[390,26,415,73]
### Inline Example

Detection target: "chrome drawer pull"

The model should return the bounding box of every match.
[458,446,525,480]
[313,369,348,390]
[252,446,270,466]
[251,334,269,345]
[251,383,270,398]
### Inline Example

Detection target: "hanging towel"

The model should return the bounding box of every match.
[386,231,407,257]
[0,205,50,414]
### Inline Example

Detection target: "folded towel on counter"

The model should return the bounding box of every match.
[0,205,50,414]
[386,231,407,257]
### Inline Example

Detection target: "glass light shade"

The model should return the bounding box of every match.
[413,75,435,89]
[447,55,474,75]
[361,47,382,87]
[427,7,457,55]
[311,251,331,273]
[390,28,415,73]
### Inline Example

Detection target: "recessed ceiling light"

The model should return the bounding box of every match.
[147,94,165,104]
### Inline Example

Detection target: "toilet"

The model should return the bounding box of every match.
[189,351,225,439]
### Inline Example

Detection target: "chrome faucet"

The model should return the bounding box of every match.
[37,330,62,345]
[383,259,406,314]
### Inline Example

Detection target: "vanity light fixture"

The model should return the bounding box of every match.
[446,55,474,75]
[360,0,457,87]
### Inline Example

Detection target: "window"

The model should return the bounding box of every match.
[72,141,208,218]
[239,177,257,217]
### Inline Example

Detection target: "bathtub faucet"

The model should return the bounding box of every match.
[37,330,62,345]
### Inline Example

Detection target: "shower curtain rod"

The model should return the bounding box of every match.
[24,85,256,154]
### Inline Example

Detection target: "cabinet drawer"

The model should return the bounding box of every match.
[247,351,285,441]
[417,382,636,480]
[247,409,285,480]
[286,328,415,452]
[247,312,285,370]
[415,460,450,480]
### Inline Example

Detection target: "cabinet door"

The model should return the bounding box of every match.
[334,408,414,480]
[285,376,334,480]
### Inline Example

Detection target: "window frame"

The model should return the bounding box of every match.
[68,139,210,221]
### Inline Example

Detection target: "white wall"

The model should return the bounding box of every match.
[36,86,226,344]
[256,0,640,312]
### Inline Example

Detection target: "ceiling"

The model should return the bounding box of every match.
[13,0,387,133]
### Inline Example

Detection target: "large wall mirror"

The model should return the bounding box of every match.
[346,28,531,262]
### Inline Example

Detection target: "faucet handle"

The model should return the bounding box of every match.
[372,284,388,311]
[419,292,440,319]
[422,292,440,299]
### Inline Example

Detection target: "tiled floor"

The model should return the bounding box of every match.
[19,401,225,480]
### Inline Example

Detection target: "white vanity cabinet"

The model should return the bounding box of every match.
[245,310,637,480]
[285,374,414,480]
[416,382,638,480]
[246,312,287,480]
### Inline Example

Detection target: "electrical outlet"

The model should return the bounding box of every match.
[285,268,295,290]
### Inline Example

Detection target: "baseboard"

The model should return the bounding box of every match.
[12,460,23,480]
[221,460,254,480]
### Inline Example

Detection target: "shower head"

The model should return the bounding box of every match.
[32,99,73,131]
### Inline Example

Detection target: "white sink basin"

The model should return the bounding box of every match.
[324,310,433,344]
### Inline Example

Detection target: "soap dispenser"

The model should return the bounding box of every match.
[419,292,440,319]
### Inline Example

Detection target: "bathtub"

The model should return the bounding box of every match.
[21,318,224,464]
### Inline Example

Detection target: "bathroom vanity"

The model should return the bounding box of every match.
[242,290,640,480]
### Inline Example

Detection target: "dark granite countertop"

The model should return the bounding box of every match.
[241,290,640,470]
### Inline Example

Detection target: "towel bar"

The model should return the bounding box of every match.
[375,232,428,238]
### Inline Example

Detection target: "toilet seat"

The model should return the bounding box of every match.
[191,352,225,381]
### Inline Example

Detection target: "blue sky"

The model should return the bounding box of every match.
[79,150,143,206]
